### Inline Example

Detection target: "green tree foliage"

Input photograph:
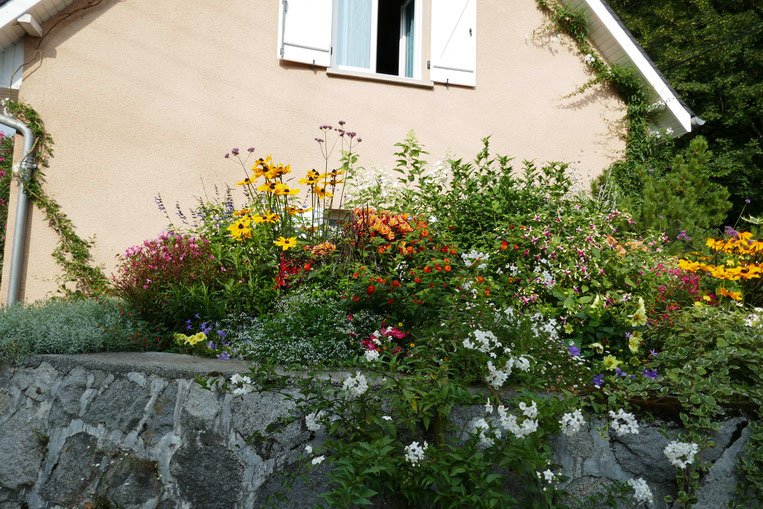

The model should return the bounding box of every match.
[633,136,731,241]
[608,0,763,220]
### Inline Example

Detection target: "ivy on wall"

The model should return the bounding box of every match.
[4,100,109,297]
[535,0,656,197]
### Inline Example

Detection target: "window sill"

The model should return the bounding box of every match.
[326,68,434,89]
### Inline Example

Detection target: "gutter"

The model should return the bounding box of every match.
[0,108,36,305]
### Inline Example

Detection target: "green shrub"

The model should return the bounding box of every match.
[0,298,167,363]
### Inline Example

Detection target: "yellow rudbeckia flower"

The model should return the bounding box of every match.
[273,236,297,251]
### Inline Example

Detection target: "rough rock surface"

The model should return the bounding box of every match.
[0,353,754,508]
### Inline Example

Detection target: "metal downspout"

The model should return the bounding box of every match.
[0,111,36,306]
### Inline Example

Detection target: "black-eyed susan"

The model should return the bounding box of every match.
[261,211,280,223]
[274,184,300,196]
[236,176,257,186]
[312,185,333,198]
[258,181,280,193]
[233,207,253,217]
[286,205,313,215]
[299,169,322,185]
[273,236,297,251]
[227,216,252,240]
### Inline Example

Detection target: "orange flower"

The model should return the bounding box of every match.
[477,276,484,283]
[353,272,360,279]
[444,265,452,272]
[500,241,508,250]
[352,295,360,302]
[424,266,432,273]
[485,289,491,296]
[367,285,376,295]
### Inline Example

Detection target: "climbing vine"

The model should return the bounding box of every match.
[535,0,657,197]
[4,100,109,297]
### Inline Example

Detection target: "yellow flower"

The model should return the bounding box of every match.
[233,207,253,217]
[261,211,280,223]
[286,206,313,215]
[717,287,743,301]
[299,169,322,185]
[311,185,333,198]
[628,336,641,353]
[273,236,297,251]
[274,184,300,196]
[258,181,281,194]
[236,176,257,186]
[174,333,189,345]
[588,342,604,354]
[602,355,621,371]
[629,297,647,327]
[227,216,252,240]
[187,332,207,346]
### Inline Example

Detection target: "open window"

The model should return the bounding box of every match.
[277,0,475,86]
[332,0,421,79]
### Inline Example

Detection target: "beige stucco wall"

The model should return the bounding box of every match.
[1,0,625,304]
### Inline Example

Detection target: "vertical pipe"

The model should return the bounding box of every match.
[0,112,36,306]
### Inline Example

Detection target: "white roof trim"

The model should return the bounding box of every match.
[0,0,43,31]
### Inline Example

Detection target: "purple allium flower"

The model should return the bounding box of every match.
[643,368,659,379]
[217,351,231,360]
[357,138,362,142]
[592,374,605,388]
[568,345,581,356]
[725,226,739,238]
[338,120,346,125]
[745,199,751,204]
[231,147,239,156]
[315,138,324,143]
[650,349,658,357]
[224,153,229,158]
[247,147,255,153]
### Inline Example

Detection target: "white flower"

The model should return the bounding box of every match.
[627,477,653,504]
[518,418,538,438]
[609,409,639,436]
[664,441,699,469]
[559,410,585,436]
[342,372,369,397]
[229,373,254,396]
[364,349,380,362]
[382,415,392,421]
[404,441,428,466]
[542,469,557,483]
[584,53,595,65]
[312,455,325,466]
[305,410,325,432]
[666,127,674,135]
[519,401,538,419]
[473,418,498,446]
[515,356,531,372]
[485,360,510,388]
[304,445,313,454]
[485,400,494,414]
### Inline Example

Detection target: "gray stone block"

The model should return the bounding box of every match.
[169,431,244,509]
[48,366,89,426]
[0,407,46,490]
[696,424,751,509]
[83,378,151,431]
[98,455,163,509]
[613,422,680,483]
[39,432,102,506]
[141,382,178,447]
[180,382,222,430]
[231,391,308,459]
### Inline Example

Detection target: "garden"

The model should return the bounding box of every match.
[0,121,760,508]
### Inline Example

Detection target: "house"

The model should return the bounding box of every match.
[0,0,696,304]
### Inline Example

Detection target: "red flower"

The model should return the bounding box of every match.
[450,249,457,255]
[414,277,422,283]
[500,241,508,250]
[392,280,401,287]
[353,272,360,278]
[388,298,393,304]
[444,265,452,272]
[424,266,432,273]
[485,289,491,296]
[352,295,360,302]
[367,285,376,295]
[477,276,484,283]
[304,263,312,270]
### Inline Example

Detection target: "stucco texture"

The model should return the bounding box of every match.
[2,0,625,303]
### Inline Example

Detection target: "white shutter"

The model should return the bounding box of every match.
[429,0,476,86]
[277,0,332,67]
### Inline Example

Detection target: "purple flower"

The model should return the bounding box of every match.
[650,349,658,357]
[224,153,229,158]
[568,345,581,356]
[231,147,239,156]
[648,168,655,173]
[615,367,628,377]
[247,147,255,153]
[217,330,227,338]
[217,351,231,360]
[592,374,605,388]
[643,368,659,379]
[207,341,216,350]
[724,226,739,238]
[677,230,692,241]
[745,199,751,204]
[338,120,346,125]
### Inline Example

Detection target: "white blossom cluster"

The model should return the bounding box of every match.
[404,441,428,466]
[627,477,654,504]
[609,409,639,436]
[472,417,500,447]
[463,329,500,354]
[311,455,325,466]
[364,349,380,362]
[342,372,369,397]
[664,441,699,469]
[497,402,539,439]
[744,308,763,329]
[229,373,255,396]
[559,409,586,436]
[528,313,561,342]
[305,410,326,432]
[461,249,489,269]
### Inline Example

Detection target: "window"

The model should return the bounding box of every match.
[277,0,476,86]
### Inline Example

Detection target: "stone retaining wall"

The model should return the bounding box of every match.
[0,353,753,508]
